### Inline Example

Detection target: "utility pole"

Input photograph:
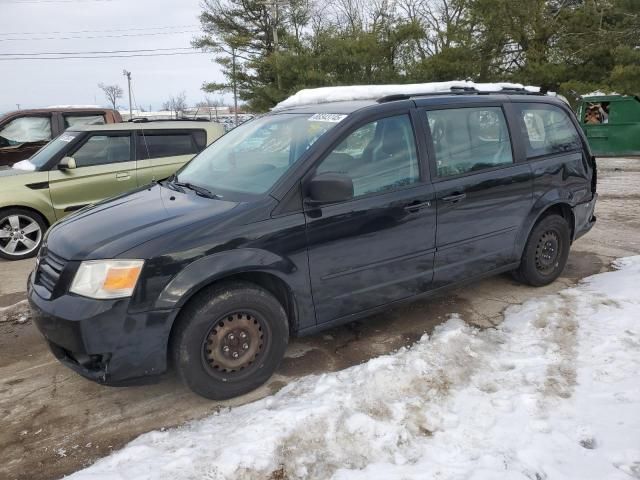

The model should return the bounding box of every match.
[231,47,238,127]
[122,69,132,119]
[16,104,20,110]
[270,0,282,91]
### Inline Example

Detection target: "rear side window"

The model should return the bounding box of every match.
[136,132,200,159]
[63,115,105,128]
[426,107,513,178]
[193,130,207,149]
[515,103,582,158]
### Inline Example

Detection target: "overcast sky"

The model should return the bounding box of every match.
[0,0,225,113]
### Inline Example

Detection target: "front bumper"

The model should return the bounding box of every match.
[573,193,598,241]
[28,273,178,385]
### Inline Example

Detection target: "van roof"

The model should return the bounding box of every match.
[274,92,566,116]
[68,121,224,133]
[273,82,544,111]
[268,82,575,116]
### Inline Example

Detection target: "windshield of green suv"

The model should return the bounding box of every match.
[175,113,345,194]
[12,131,80,171]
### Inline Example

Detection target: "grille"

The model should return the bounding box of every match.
[36,250,67,293]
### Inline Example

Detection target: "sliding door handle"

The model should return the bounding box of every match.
[441,193,466,203]
[404,200,432,212]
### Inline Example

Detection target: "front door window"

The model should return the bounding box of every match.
[316,114,420,197]
[72,135,131,167]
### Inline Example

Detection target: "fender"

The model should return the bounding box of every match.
[0,172,58,225]
[154,247,316,332]
[515,188,576,256]
[0,199,56,226]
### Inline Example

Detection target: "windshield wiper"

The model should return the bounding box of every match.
[161,176,185,193]
[173,180,219,199]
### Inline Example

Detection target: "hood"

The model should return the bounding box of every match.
[0,168,48,191]
[46,183,242,260]
[0,166,37,178]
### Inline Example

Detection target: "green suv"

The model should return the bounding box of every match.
[0,121,224,260]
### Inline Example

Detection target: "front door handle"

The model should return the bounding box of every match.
[441,192,466,203]
[404,200,432,212]
[116,172,130,181]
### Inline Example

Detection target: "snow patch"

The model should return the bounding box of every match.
[0,299,30,323]
[273,81,541,110]
[583,91,620,98]
[11,159,36,171]
[68,257,640,480]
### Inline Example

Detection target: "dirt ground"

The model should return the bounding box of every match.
[1,157,639,480]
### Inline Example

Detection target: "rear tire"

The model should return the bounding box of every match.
[171,281,289,400]
[0,208,46,261]
[514,214,571,287]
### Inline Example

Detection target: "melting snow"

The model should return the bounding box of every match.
[68,257,640,480]
[583,91,620,98]
[273,81,541,110]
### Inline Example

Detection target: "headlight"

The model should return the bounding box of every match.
[70,260,144,299]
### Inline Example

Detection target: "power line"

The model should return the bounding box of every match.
[0,51,208,61]
[0,24,199,36]
[0,30,200,42]
[2,0,115,4]
[0,47,194,56]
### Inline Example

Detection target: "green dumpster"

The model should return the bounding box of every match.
[576,94,640,157]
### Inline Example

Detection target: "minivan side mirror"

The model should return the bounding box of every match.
[58,156,76,170]
[305,172,354,206]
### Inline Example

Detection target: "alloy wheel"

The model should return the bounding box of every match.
[0,214,42,257]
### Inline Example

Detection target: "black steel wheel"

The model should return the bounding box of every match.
[201,311,267,378]
[514,214,571,287]
[535,230,561,275]
[171,281,288,400]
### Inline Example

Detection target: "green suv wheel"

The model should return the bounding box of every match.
[0,208,46,260]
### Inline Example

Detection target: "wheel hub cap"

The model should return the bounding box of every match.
[535,230,560,273]
[204,312,263,372]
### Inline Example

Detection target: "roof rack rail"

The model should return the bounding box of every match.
[127,117,210,123]
[449,86,478,92]
[377,86,544,103]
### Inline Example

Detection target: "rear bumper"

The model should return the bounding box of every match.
[573,193,598,241]
[28,273,178,385]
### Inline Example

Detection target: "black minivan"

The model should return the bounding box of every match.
[28,87,597,399]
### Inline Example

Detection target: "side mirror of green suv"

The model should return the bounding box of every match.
[58,156,76,170]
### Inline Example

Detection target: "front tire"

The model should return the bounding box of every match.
[514,214,571,286]
[171,281,289,400]
[0,208,46,261]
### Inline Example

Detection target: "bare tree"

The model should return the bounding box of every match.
[98,83,123,110]
[162,91,188,119]
[196,96,225,121]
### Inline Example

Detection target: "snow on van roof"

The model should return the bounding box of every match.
[273,81,541,110]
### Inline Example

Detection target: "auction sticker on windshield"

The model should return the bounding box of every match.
[308,113,347,123]
[59,134,77,142]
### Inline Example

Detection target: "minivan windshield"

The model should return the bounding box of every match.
[176,113,344,194]
[13,132,80,171]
